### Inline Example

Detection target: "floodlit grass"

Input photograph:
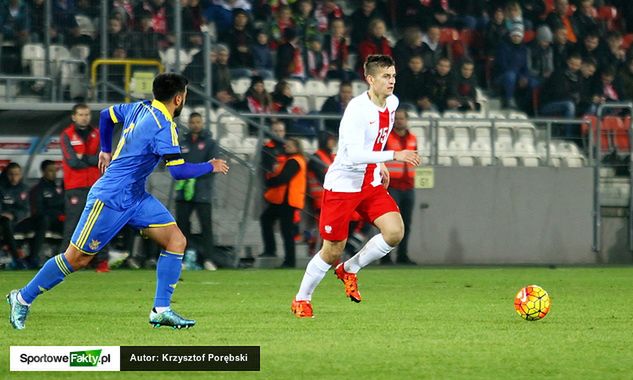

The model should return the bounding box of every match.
[2,267,633,379]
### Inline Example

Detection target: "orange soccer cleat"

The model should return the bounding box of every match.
[335,263,361,303]
[291,299,314,318]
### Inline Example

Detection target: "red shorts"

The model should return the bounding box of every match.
[319,185,399,241]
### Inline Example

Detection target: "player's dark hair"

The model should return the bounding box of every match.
[153,73,189,102]
[364,55,395,77]
[189,112,202,120]
[72,103,89,115]
[40,159,56,172]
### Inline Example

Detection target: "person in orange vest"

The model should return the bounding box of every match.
[260,138,307,268]
[383,109,417,265]
[260,120,287,180]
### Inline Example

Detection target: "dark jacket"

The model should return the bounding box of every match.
[176,129,218,203]
[0,181,30,223]
[394,68,427,106]
[320,94,346,135]
[423,70,454,112]
[29,177,64,219]
[541,67,583,105]
[495,39,529,77]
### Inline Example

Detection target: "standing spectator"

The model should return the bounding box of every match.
[275,27,305,80]
[292,0,319,48]
[323,18,354,80]
[27,160,64,267]
[495,27,533,109]
[586,66,623,114]
[521,0,546,28]
[314,0,343,32]
[528,25,555,84]
[320,80,354,135]
[421,57,454,112]
[578,57,598,115]
[572,0,602,40]
[203,0,251,34]
[240,75,272,114]
[267,4,293,46]
[0,0,30,45]
[205,44,237,105]
[305,35,329,80]
[60,104,107,271]
[130,10,161,60]
[182,0,204,49]
[539,53,583,137]
[134,0,172,36]
[261,120,287,178]
[0,163,29,264]
[384,110,417,265]
[393,27,425,74]
[546,0,578,44]
[220,8,255,78]
[357,19,392,77]
[450,59,479,111]
[260,138,307,268]
[551,24,575,71]
[394,55,427,112]
[251,29,274,79]
[484,6,508,57]
[175,112,219,271]
[349,0,386,49]
[421,24,447,68]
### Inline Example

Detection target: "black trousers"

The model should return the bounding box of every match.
[176,201,214,262]
[387,188,415,260]
[0,216,18,257]
[260,203,296,267]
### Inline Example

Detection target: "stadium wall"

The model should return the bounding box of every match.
[410,167,597,265]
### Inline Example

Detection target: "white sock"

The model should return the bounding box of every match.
[295,251,331,301]
[344,234,394,273]
[17,292,30,306]
[154,306,170,313]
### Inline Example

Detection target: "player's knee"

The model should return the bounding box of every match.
[320,242,345,264]
[382,224,404,247]
[169,231,187,252]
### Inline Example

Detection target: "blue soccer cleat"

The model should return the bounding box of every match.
[149,309,196,329]
[7,290,30,330]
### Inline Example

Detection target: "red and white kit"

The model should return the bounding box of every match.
[320,91,401,241]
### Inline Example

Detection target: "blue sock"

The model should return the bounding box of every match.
[154,250,184,309]
[20,254,75,304]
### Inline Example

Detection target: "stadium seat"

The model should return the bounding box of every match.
[494,141,518,166]
[218,115,246,139]
[231,78,251,96]
[622,34,633,50]
[234,137,257,156]
[21,43,45,76]
[536,141,562,167]
[464,111,484,119]
[326,80,341,95]
[612,116,631,154]
[556,141,586,167]
[508,111,528,120]
[470,141,493,166]
[473,124,493,146]
[351,80,368,96]
[447,140,476,166]
[514,142,540,167]
[515,123,536,146]
[439,28,459,44]
[159,47,191,72]
[219,136,239,150]
[286,79,305,95]
[452,125,471,146]
[70,44,90,60]
[304,80,328,96]
[495,122,514,145]
[523,30,536,43]
[292,96,310,113]
[264,79,276,93]
[442,111,463,119]
[420,111,441,119]
[314,96,328,111]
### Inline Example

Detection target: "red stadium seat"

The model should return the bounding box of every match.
[602,116,623,152]
[582,115,610,153]
[622,34,633,50]
[439,28,459,44]
[597,6,618,21]
[613,116,631,154]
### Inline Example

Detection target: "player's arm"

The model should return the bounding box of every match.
[339,103,396,164]
[61,133,90,169]
[98,104,129,153]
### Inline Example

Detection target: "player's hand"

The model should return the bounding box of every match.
[210,158,229,174]
[98,151,112,174]
[380,163,390,189]
[394,150,421,166]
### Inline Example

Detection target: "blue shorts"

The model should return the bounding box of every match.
[70,192,175,254]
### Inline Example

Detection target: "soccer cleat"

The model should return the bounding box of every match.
[149,309,196,329]
[291,299,314,318]
[108,249,129,269]
[335,263,361,303]
[95,259,109,273]
[7,290,30,330]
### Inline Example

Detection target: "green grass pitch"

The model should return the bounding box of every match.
[2,267,633,379]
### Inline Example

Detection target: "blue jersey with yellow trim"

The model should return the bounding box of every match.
[89,99,180,211]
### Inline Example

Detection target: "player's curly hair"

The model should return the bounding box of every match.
[363,55,395,77]
[153,73,189,102]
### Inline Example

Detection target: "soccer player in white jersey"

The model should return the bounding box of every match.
[291,55,421,318]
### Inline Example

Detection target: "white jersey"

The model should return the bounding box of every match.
[323,91,399,192]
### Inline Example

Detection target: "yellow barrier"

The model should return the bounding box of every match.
[91,59,164,102]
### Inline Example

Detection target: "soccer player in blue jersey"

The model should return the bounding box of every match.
[7,73,229,330]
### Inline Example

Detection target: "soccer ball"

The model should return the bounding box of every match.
[514,285,551,321]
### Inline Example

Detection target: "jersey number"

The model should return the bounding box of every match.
[376,127,389,145]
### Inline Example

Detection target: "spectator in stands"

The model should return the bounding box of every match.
[0,0,30,45]
[618,56,633,100]
[495,27,535,109]
[421,24,447,68]
[551,24,575,71]
[260,137,307,268]
[60,103,108,271]
[393,26,425,74]
[182,0,204,49]
[275,27,305,80]
[397,0,432,30]
[528,25,555,84]
[349,0,386,49]
[107,15,130,55]
[203,0,251,34]
[394,55,427,112]
[111,0,135,29]
[579,57,598,115]
[546,0,578,44]
[240,75,272,114]
[324,18,355,81]
[586,66,624,114]
[134,0,172,36]
[211,44,238,106]
[271,80,296,113]
[314,0,343,32]
[539,53,583,137]
[572,0,603,40]
[130,10,160,59]
[0,162,29,265]
[428,1,457,29]
[383,110,417,265]
[305,35,329,80]
[221,8,255,79]
[420,56,453,112]
[292,0,319,48]
[604,32,626,69]
[521,0,546,28]
[251,29,274,79]
[357,19,392,76]
[52,0,81,45]
[505,1,528,32]
[27,160,64,267]
[484,6,508,56]
[578,29,603,70]
[450,59,479,111]
[268,4,293,46]
[261,120,286,178]
[320,80,353,135]
[452,0,488,30]
[175,112,219,271]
